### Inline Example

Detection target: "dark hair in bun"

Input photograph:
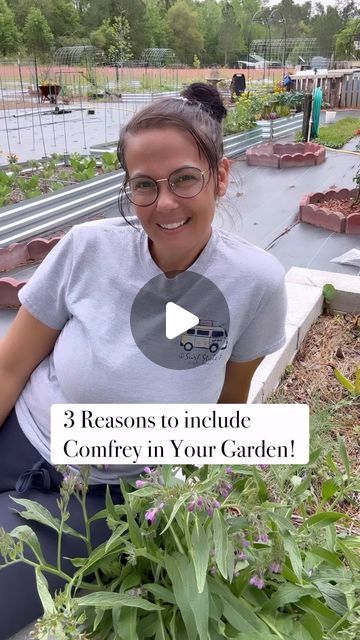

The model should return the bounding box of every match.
[117,82,228,224]
[180,82,227,123]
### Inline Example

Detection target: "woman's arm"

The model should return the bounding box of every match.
[217,357,264,404]
[0,306,60,426]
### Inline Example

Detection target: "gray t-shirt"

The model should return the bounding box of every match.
[16,219,287,483]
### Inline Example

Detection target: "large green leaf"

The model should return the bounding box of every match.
[10,497,85,540]
[165,553,209,640]
[306,546,343,568]
[302,512,345,529]
[313,581,348,616]
[73,544,123,578]
[213,509,229,580]
[283,535,303,582]
[300,612,323,639]
[209,578,268,633]
[77,592,162,610]
[297,595,340,630]
[321,479,340,502]
[114,605,138,639]
[160,493,190,534]
[35,568,55,614]
[191,517,210,593]
[105,522,129,552]
[261,584,318,613]
[143,583,176,605]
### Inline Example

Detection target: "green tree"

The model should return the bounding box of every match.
[197,0,223,64]
[84,0,146,57]
[90,13,133,63]
[0,0,21,56]
[7,0,80,40]
[108,13,133,63]
[232,0,264,59]
[309,4,344,57]
[217,2,241,66]
[143,0,167,48]
[269,0,312,39]
[166,0,204,64]
[23,7,54,61]
[335,18,360,59]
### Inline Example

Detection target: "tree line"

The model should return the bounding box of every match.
[0,0,359,65]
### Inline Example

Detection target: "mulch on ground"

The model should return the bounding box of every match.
[270,312,359,460]
[325,198,360,216]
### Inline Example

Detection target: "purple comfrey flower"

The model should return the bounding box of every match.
[143,466,153,474]
[135,480,146,488]
[241,538,250,548]
[145,508,158,524]
[269,562,282,574]
[213,499,221,509]
[257,533,270,543]
[207,507,214,517]
[217,480,233,498]
[258,464,270,470]
[249,575,265,589]
[145,502,164,524]
[235,550,246,560]
[225,466,233,475]
[196,497,204,507]
[187,500,196,512]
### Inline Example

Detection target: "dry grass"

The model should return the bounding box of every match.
[270,313,360,468]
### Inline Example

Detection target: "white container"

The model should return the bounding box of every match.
[325,110,336,124]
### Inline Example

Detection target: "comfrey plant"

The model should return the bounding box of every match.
[0,460,359,640]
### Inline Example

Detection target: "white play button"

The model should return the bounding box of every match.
[166,302,199,340]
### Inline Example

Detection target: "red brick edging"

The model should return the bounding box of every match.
[246,142,326,168]
[299,187,360,234]
[0,235,62,308]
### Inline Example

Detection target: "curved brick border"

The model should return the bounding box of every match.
[0,277,27,308]
[0,235,62,308]
[246,142,326,169]
[299,187,360,234]
[0,235,62,273]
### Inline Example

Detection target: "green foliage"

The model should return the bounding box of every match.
[69,153,97,181]
[225,91,267,133]
[91,13,133,64]
[333,366,360,396]
[322,284,337,303]
[0,0,21,56]
[166,0,204,65]
[100,151,120,173]
[314,117,360,149]
[0,455,358,639]
[193,54,201,69]
[22,7,54,61]
[335,18,360,59]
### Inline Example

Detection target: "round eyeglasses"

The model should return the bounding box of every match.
[123,166,210,207]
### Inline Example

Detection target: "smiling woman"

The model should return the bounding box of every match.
[0,82,287,638]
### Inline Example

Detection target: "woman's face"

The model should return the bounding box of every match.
[123,127,229,268]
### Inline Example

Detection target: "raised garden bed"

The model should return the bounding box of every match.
[299,187,360,234]
[246,141,325,169]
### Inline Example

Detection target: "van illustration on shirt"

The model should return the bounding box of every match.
[180,319,228,354]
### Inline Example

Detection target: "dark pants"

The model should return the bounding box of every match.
[0,410,124,640]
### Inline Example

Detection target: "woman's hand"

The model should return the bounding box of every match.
[217,357,264,404]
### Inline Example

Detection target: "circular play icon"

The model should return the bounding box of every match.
[130,270,230,370]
